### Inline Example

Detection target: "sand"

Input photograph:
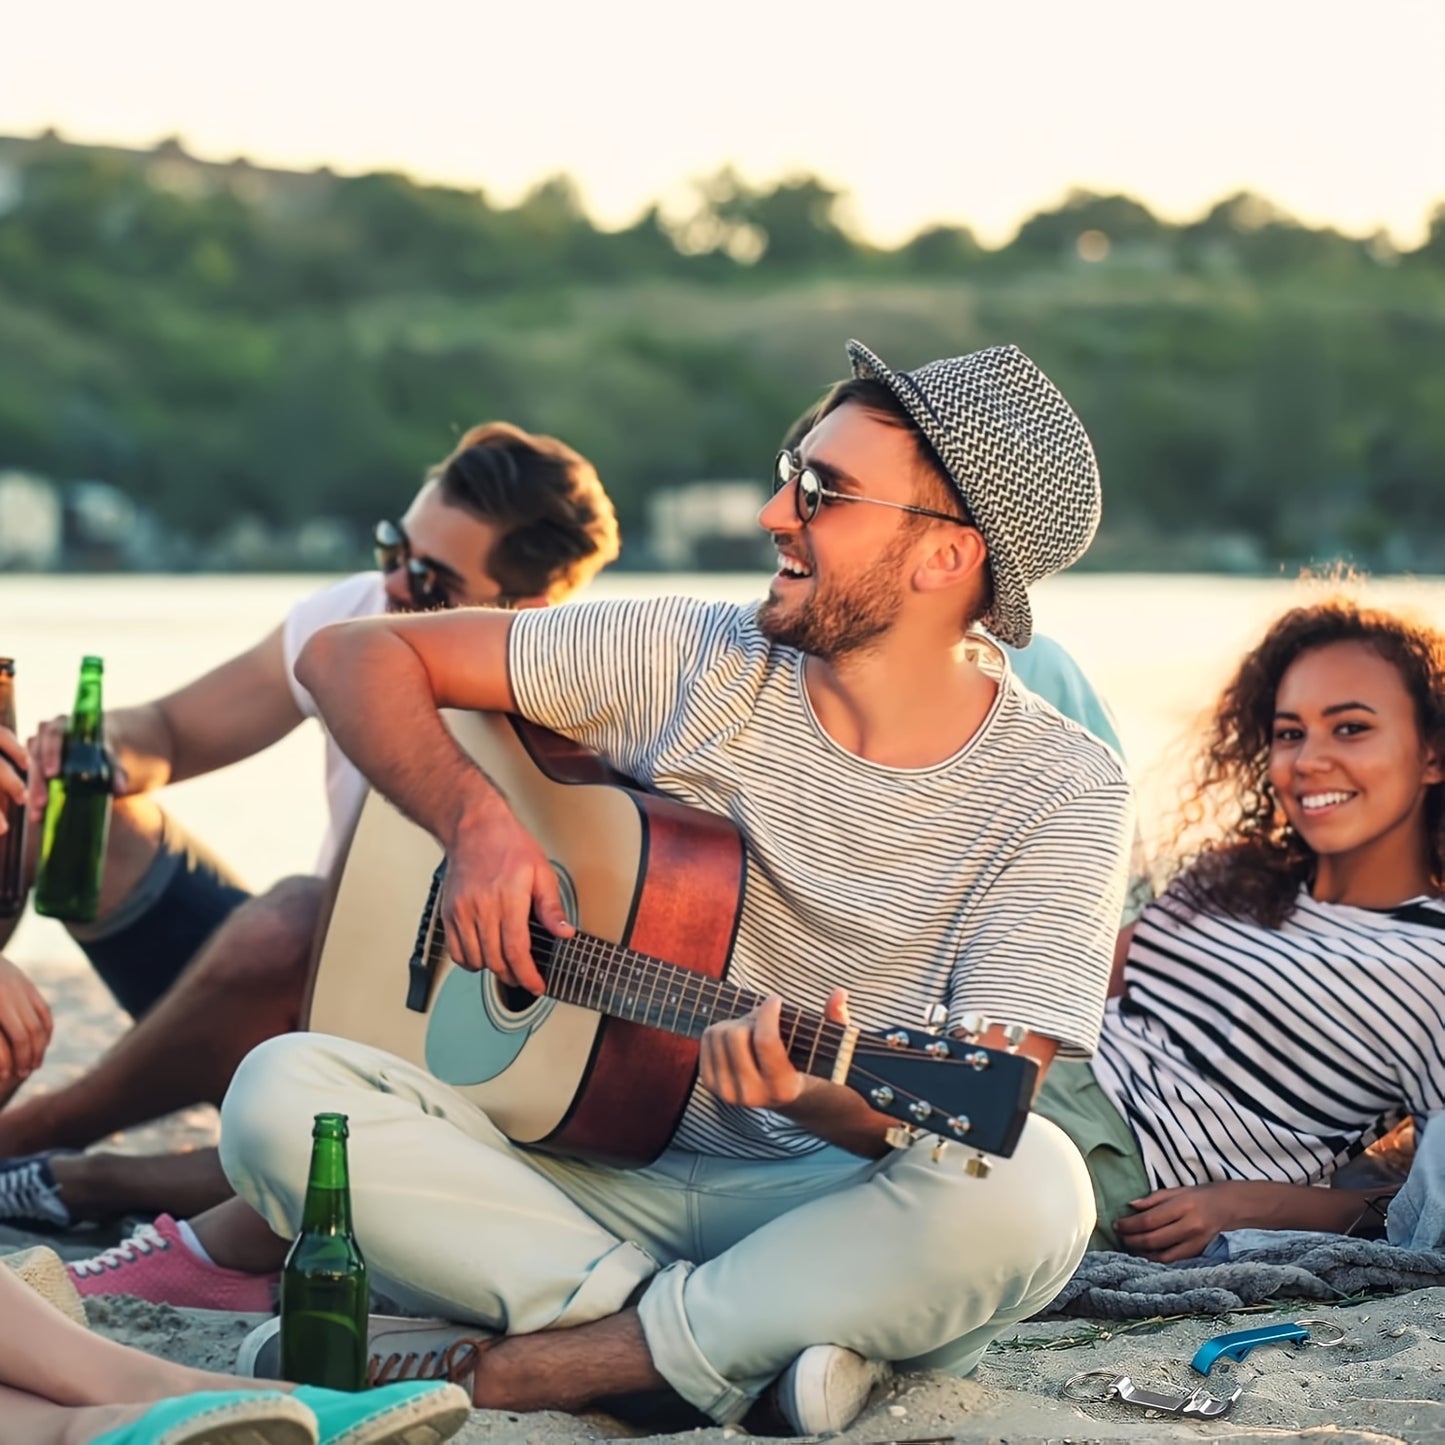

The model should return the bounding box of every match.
[6,955,1445,1444]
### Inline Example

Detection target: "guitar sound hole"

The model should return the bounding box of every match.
[497,982,542,1015]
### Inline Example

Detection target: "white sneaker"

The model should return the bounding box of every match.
[239,1312,495,1388]
[773,1344,892,1435]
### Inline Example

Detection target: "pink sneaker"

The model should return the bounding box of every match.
[66,1214,278,1312]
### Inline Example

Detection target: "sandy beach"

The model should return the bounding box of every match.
[4,955,1445,1444]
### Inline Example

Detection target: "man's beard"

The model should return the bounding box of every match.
[758,532,909,662]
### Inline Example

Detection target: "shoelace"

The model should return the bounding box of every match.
[69,1222,170,1277]
[0,1158,67,1225]
[369,1337,484,1387]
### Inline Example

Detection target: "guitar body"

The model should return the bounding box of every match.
[307,712,746,1167]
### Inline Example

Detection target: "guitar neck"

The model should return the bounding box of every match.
[542,932,847,1081]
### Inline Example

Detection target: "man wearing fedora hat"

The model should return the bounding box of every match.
[218,339,1133,1434]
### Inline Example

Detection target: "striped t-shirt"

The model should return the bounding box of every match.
[1092,888,1445,1189]
[509,597,1133,1160]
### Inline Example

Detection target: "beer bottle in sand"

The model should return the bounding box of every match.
[280,1112,370,1390]
[0,659,26,917]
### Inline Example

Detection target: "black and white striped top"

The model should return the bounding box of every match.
[1092,888,1445,1189]
[510,597,1133,1159]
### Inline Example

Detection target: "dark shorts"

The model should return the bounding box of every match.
[67,812,252,1020]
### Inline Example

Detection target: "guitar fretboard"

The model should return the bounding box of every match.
[538,931,847,1082]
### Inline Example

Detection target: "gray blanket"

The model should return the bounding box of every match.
[1049,1230,1445,1319]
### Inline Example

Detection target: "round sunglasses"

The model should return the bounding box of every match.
[773,450,972,527]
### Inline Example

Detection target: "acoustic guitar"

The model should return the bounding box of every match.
[307,711,1038,1170]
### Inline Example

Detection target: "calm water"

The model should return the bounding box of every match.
[5,569,1445,969]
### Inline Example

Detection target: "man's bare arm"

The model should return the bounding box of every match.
[295,609,572,986]
[294,610,519,844]
[27,626,305,812]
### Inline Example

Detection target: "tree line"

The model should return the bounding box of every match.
[3,135,1445,570]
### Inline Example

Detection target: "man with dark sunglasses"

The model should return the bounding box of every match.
[216,339,1134,1434]
[0,423,617,1233]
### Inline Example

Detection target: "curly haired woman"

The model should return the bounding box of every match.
[1034,596,1445,1262]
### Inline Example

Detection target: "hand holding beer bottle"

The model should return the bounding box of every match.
[34,656,114,923]
[281,1112,370,1391]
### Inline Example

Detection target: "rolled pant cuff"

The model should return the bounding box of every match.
[550,1239,659,1331]
[637,1261,752,1425]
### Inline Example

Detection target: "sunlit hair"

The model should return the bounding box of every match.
[1167,597,1445,927]
[429,422,620,603]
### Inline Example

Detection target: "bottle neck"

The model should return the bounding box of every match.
[299,1135,354,1234]
[0,673,14,733]
[70,674,103,746]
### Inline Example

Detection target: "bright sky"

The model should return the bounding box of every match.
[6,0,1443,247]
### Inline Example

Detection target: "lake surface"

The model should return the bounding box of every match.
[5,569,1445,969]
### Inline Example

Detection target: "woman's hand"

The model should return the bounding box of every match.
[0,955,53,1092]
[1114,1181,1272,1261]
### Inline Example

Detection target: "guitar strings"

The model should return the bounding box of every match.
[507,920,1020,1071]
[524,923,990,1136]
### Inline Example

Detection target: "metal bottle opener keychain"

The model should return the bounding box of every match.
[1062,1368,1242,1418]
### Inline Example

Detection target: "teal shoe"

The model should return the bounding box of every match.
[89,1388,316,1445]
[292,1381,471,1445]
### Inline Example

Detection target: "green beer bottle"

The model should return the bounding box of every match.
[34,655,113,923]
[0,660,26,918]
[280,1112,370,1391]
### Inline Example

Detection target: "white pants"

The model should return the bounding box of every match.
[220,1033,1094,1423]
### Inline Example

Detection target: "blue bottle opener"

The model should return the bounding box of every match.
[1191,1319,1345,1376]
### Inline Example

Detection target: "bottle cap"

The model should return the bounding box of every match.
[81,656,104,673]
[312,1112,350,1138]
[0,659,13,676]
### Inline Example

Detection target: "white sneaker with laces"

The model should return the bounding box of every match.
[774,1344,892,1435]
[239,1311,495,1388]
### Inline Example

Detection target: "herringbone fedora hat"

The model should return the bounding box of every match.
[846,339,1100,648]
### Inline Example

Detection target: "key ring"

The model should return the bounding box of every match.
[1061,1368,1124,1402]
[1295,1319,1347,1347]
[1061,1368,1241,1418]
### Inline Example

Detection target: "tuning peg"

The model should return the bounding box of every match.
[920,1003,948,1035]
[965,1153,992,1179]
[1002,1023,1027,1052]
[958,1011,990,1040]
[885,1125,919,1151]
[931,1139,949,1163]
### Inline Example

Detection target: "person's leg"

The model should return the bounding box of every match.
[50,1147,232,1221]
[610,1114,1093,1423]
[190,1191,293,1272]
[219,1033,667,1334]
[70,803,252,1020]
[1030,1058,1151,1251]
[0,876,319,1158]
[221,1033,1093,1424]
[0,1264,272,1405]
[0,1265,446,1445]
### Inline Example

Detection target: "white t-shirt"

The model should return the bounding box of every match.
[1092,887,1445,1190]
[282,571,388,873]
[509,596,1134,1160]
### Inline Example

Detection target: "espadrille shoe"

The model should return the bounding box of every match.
[292,1382,471,1445]
[0,1243,88,1326]
[88,1389,316,1445]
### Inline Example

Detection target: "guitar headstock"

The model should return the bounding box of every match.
[841,1012,1038,1170]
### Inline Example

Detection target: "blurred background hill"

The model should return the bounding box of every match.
[4,129,1445,574]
